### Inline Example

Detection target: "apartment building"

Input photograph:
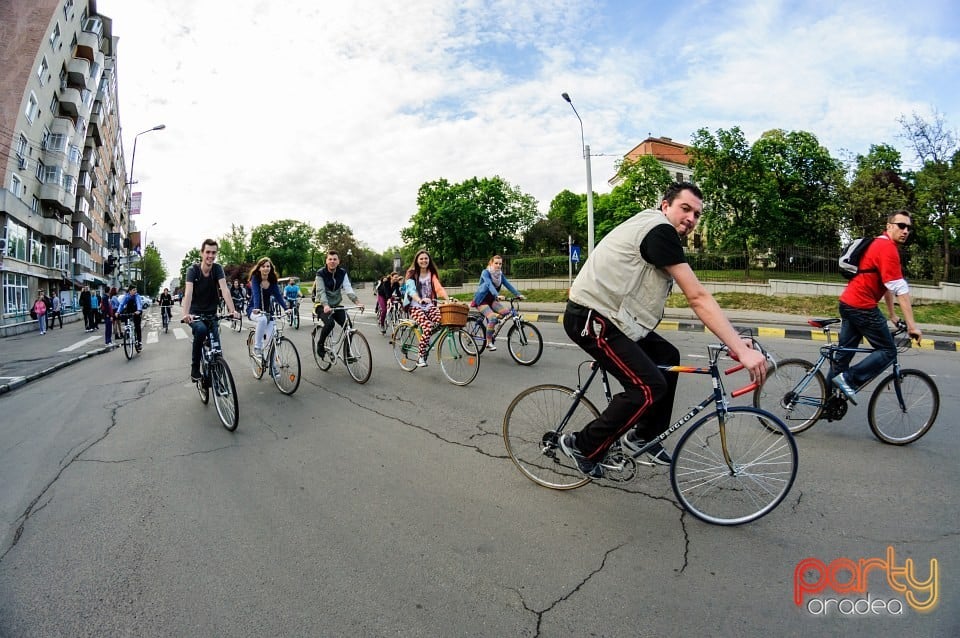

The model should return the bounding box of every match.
[0,0,129,334]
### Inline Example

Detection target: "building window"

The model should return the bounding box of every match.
[3,272,31,316]
[32,196,40,213]
[42,165,62,185]
[16,133,28,157]
[37,57,49,85]
[50,22,61,48]
[10,175,24,199]
[29,231,46,265]
[45,133,67,152]
[63,0,74,20]
[69,145,82,165]
[49,93,60,115]
[4,222,28,261]
[36,160,45,181]
[25,93,39,123]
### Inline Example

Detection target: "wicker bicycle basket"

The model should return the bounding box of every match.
[439,302,470,327]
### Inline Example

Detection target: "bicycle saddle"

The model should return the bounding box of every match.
[807,318,841,329]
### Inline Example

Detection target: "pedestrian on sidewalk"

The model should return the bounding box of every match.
[31,291,48,334]
[79,285,92,331]
[49,291,63,329]
[102,286,118,345]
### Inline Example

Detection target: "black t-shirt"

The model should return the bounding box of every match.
[639,224,687,269]
[187,263,225,314]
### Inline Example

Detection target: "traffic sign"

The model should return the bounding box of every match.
[570,245,581,263]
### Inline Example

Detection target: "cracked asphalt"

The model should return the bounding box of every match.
[0,308,956,636]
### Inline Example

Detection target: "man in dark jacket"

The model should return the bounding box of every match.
[79,285,92,331]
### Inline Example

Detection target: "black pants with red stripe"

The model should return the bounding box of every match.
[563,308,679,462]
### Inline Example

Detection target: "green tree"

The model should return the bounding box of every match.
[845,144,912,237]
[751,129,845,248]
[593,155,672,239]
[401,176,538,267]
[218,224,251,268]
[137,243,167,297]
[249,219,313,278]
[899,109,960,281]
[315,222,359,259]
[689,127,765,267]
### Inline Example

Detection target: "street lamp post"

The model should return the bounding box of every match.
[125,124,165,283]
[561,92,594,257]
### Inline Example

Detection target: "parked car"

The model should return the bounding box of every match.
[141,296,153,308]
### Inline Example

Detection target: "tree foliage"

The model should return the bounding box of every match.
[401,176,538,266]
[178,247,201,292]
[218,224,251,267]
[137,243,167,297]
[593,155,673,239]
[249,219,314,278]
[846,144,912,237]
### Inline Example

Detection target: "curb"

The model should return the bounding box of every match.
[520,313,960,353]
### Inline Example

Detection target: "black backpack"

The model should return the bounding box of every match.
[838,237,877,280]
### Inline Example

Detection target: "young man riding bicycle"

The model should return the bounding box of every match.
[181,239,241,381]
[560,182,767,478]
[158,287,174,327]
[313,250,363,358]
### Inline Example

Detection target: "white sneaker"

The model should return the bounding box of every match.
[253,347,262,358]
[487,342,497,351]
[417,357,428,367]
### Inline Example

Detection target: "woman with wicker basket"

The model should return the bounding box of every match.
[402,250,450,367]
[471,255,523,351]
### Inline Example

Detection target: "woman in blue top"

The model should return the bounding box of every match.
[471,255,522,350]
[247,257,288,356]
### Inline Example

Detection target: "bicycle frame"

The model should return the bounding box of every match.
[558,345,758,468]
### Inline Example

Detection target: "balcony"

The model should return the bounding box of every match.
[81,145,99,170]
[72,207,93,229]
[39,182,74,213]
[59,87,82,117]
[67,57,91,88]
[87,103,104,145]
[76,172,93,198]
[75,31,99,62]
[72,235,92,254]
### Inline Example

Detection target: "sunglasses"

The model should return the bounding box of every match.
[891,222,913,231]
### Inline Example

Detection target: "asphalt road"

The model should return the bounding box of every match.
[0,306,956,637]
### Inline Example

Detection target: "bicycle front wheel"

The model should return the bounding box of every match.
[270,337,301,395]
[344,330,372,384]
[123,327,134,360]
[507,321,543,366]
[197,368,210,405]
[438,328,479,386]
[868,369,939,445]
[392,323,419,372]
[671,407,798,526]
[753,358,825,433]
[246,330,264,378]
[503,384,599,490]
[210,356,239,431]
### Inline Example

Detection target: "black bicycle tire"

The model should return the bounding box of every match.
[210,356,239,431]
[502,384,598,490]
[867,369,939,445]
[270,337,302,395]
[753,358,825,433]
[670,407,798,526]
[507,321,543,366]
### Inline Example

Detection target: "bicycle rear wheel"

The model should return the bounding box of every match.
[868,369,939,445]
[507,321,543,366]
[270,337,302,395]
[344,330,373,384]
[210,356,239,431]
[753,358,825,433]
[197,363,210,405]
[123,326,133,360]
[671,407,798,526]
[438,328,479,386]
[392,322,419,372]
[312,325,332,371]
[466,316,487,353]
[503,384,599,490]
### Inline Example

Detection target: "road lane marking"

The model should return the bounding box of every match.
[58,335,101,352]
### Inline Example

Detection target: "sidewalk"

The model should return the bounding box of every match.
[0,320,116,396]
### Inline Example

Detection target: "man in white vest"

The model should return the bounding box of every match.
[560,182,768,478]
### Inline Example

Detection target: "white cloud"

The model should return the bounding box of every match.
[95,0,959,281]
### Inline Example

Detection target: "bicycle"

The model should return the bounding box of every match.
[116,312,141,360]
[160,304,173,334]
[245,309,301,395]
[466,296,543,365]
[754,318,939,445]
[184,314,239,431]
[230,298,245,332]
[285,298,301,329]
[311,305,373,384]
[502,342,798,526]
[390,303,480,386]
[384,296,406,333]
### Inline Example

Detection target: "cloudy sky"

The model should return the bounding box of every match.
[94,0,959,277]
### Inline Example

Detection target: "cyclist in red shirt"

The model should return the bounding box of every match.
[831,210,922,402]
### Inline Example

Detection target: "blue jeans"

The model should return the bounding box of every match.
[190,318,221,370]
[831,302,896,390]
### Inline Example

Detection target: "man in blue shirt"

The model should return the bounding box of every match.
[283,278,301,311]
[117,285,144,351]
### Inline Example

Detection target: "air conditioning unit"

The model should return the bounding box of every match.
[0,238,7,253]
[17,156,27,170]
